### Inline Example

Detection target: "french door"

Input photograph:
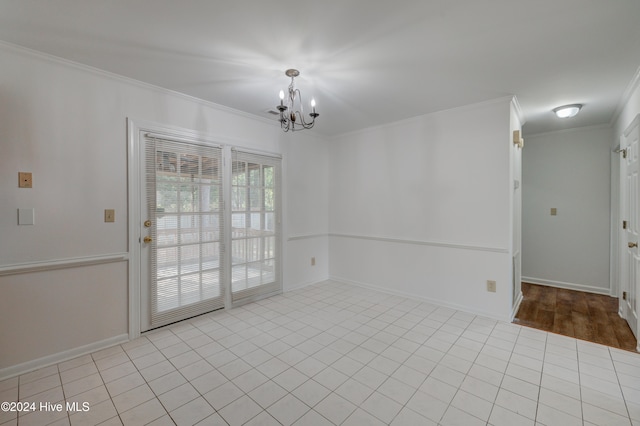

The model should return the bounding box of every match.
[138,131,281,332]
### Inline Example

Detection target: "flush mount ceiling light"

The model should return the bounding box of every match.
[552,104,582,118]
[276,69,318,132]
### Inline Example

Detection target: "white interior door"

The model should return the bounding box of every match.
[140,134,225,331]
[622,116,640,340]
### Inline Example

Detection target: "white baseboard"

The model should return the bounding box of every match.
[0,334,129,381]
[329,275,512,323]
[284,277,330,293]
[522,276,612,296]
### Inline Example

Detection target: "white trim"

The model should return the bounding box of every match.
[0,334,129,381]
[329,276,512,323]
[231,288,282,309]
[287,233,328,241]
[611,65,640,128]
[222,146,234,311]
[132,119,255,152]
[285,278,329,292]
[610,147,621,298]
[524,123,612,139]
[329,96,515,141]
[624,114,640,138]
[522,276,613,296]
[127,119,142,340]
[511,291,523,322]
[128,119,285,337]
[511,96,526,126]
[0,40,279,130]
[0,253,128,277]
[329,233,509,254]
[143,132,223,149]
[128,118,239,339]
[230,146,283,160]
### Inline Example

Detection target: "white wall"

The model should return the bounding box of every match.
[328,98,516,321]
[283,134,330,290]
[0,42,329,376]
[521,126,612,293]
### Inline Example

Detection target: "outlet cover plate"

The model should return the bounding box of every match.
[104,209,115,223]
[18,208,35,225]
[18,172,33,188]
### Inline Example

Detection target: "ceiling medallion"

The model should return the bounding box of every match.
[276,69,319,132]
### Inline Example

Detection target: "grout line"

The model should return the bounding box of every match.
[9,281,640,426]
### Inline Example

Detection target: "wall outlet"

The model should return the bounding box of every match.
[311,257,316,266]
[104,209,115,223]
[18,172,33,188]
[550,207,557,216]
[486,280,497,292]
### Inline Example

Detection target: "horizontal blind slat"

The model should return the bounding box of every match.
[146,135,225,329]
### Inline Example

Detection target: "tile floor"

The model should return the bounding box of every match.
[2,280,640,426]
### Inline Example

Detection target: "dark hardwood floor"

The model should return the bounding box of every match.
[514,282,637,352]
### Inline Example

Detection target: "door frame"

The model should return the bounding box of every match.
[127,118,229,339]
[127,118,284,339]
[619,114,640,348]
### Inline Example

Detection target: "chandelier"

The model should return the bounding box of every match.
[276,69,319,132]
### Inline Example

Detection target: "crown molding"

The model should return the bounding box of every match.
[524,123,612,139]
[610,65,640,128]
[0,40,279,129]
[511,96,526,126]
[329,96,516,141]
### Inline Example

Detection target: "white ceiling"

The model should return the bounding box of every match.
[1,0,639,137]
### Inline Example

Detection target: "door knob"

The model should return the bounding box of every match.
[143,236,153,243]
[629,242,638,248]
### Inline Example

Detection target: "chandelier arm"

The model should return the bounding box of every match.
[290,109,313,127]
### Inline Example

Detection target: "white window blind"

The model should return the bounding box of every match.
[146,136,225,328]
[230,149,282,303]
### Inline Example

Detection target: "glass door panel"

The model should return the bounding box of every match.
[144,138,224,329]
[230,155,281,302]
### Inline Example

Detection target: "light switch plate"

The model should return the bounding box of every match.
[104,209,115,223]
[18,208,35,225]
[550,208,557,216]
[486,280,496,292]
[18,172,33,188]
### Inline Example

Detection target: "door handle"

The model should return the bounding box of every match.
[629,242,638,248]
[143,236,153,244]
